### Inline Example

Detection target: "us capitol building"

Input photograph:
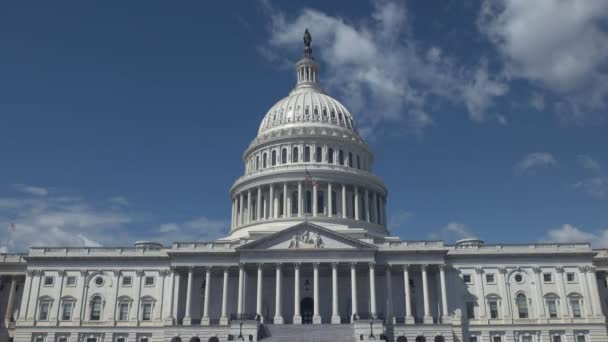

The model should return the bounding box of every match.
[1,30,608,342]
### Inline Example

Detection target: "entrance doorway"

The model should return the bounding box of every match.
[300,297,314,324]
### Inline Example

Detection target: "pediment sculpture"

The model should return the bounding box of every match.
[288,230,324,249]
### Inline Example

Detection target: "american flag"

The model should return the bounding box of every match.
[8,222,16,232]
[305,169,318,188]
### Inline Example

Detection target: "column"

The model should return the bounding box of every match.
[293,263,302,324]
[532,267,546,318]
[313,183,318,217]
[372,192,377,223]
[201,267,212,325]
[257,187,262,221]
[555,267,569,318]
[283,183,288,218]
[231,199,236,228]
[110,270,121,323]
[274,264,284,324]
[313,263,321,324]
[183,267,193,325]
[354,186,360,220]
[156,270,168,321]
[378,196,384,226]
[239,193,244,225]
[237,264,244,317]
[331,263,340,324]
[298,182,303,217]
[578,266,594,317]
[385,265,393,323]
[171,269,180,324]
[52,271,65,322]
[256,264,264,322]
[220,267,230,325]
[134,270,144,322]
[5,276,17,326]
[364,189,370,222]
[247,189,252,223]
[421,265,432,324]
[439,265,449,322]
[403,265,414,324]
[369,263,377,319]
[31,271,43,322]
[269,184,274,219]
[328,183,333,218]
[586,267,603,317]
[474,267,487,319]
[18,270,33,321]
[350,263,358,321]
[342,184,347,219]
[497,267,512,319]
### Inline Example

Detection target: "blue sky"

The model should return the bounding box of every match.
[1,0,607,251]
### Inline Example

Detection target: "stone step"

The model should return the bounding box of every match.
[260,323,355,342]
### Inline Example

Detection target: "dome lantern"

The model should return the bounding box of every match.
[294,29,320,92]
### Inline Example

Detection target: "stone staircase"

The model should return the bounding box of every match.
[259,323,355,342]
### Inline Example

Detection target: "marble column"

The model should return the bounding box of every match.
[497,267,512,319]
[283,183,288,218]
[372,191,377,223]
[239,193,244,226]
[293,263,302,324]
[274,264,284,324]
[385,265,393,323]
[331,263,340,324]
[586,267,603,317]
[532,267,546,318]
[5,276,17,326]
[439,265,449,321]
[220,267,229,325]
[269,184,274,219]
[54,270,65,323]
[183,267,193,325]
[422,265,433,324]
[298,182,303,217]
[364,189,370,222]
[257,187,262,221]
[231,199,236,228]
[170,269,179,324]
[369,263,377,319]
[342,184,347,219]
[403,265,414,324]
[201,267,212,325]
[256,263,264,323]
[351,263,358,322]
[354,186,360,220]
[328,183,333,217]
[313,184,318,217]
[237,264,244,317]
[313,263,321,324]
[247,189,252,223]
[578,266,594,317]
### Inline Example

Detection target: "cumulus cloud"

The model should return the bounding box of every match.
[13,184,48,196]
[514,152,556,174]
[542,224,608,248]
[577,154,601,171]
[262,0,509,135]
[429,222,477,242]
[479,0,608,124]
[156,216,229,241]
[574,176,608,198]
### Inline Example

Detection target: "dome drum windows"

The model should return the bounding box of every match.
[292,147,299,163]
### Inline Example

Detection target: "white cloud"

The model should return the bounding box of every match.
[479,0,608,124]
[156,216,229,241]
[574,176,608,198]
[577,154,601,171]
[542,224,608,248]
[514,152,556,174]
[429,222,477,242]
[13,184,48,196]
[530,92,545,111]
[262,1,509,134]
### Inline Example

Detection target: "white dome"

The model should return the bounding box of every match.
[258,88,358,136]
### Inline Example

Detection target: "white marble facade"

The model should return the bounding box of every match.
[1,31,608,342]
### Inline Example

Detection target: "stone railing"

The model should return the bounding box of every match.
[172,240,246,250]
[453,243,590,251]
[374,240,445,249]
[0,254,27,263]
[29,247,167,257]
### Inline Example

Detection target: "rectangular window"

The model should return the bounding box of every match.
[36,337,45,342]
[116,338,126,342]
[142,303,152,321]
[39,302,50,321]
[466,302,476,319]
[486,274,495,283]
[522,337,532,342]
[493,337,502,342]
[567,273,576,282]
[469,337,478,342]
[552,336,562,342]
[58,337,68,342]
[118,303,129,321]
[141,338,149,342]
[543,273,553,282]
[122,276,132,286]
[61,302,73,320]
[571,300,582,318]
[576,336,585,342]
[66,276,77,286]
[144,276,155,286]
[489,301,499,319]
[87,338,97,342]
[547,300,558,318]
[463,274,472,284]
[44,276,54,286]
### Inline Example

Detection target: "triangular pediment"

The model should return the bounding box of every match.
[237,222,377,251]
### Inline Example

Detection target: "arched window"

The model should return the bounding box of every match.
[281,148,287,164]
[291,192,298,214]
[90,296,102,321]
[328,148,334,164]
[315,147,322,162]
[317,191,325,214]
[348,152,353,167]
[339,150,344,165]
[304,146,311,162]
[263,153,267,168]
[292,147,299,163]
[416,337,426,342]
[516,293,528,318]
[190,337,201,342]
[171,338,182,342]
[305,107,310,116]
[314,107,318,116]
[397,337,407,342]
[434,336,445,342]
[208,338,218,342]
[544,293,559,318]
[339,112,344,123]
[255,156,260,170]
[271,150,277,166]
[568,293,583,318]
[305,191,312,214]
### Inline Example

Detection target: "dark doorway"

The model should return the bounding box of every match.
[300,297,314,324]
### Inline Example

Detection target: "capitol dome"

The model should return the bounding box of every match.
[227,30,388,239]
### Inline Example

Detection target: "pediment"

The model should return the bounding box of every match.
[237,222,376,251]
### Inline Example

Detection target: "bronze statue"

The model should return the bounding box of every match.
[304,29,312,48]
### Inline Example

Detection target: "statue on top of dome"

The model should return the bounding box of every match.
[303,29,313,58]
